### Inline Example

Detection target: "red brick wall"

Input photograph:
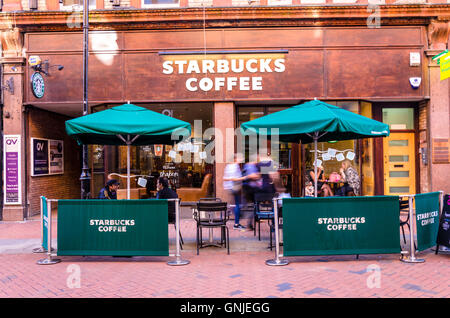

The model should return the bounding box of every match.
[27,107,81,215]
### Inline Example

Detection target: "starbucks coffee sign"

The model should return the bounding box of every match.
[162,55,286,92]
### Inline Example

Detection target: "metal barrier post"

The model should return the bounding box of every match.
[32,196,46,253]
[168,198,190,266]
[401,195,424,263]
[266,198,289,266]
[37,199,61,265]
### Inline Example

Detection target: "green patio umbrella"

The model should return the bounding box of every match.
[66,104,191,199]
[240,100,390,197]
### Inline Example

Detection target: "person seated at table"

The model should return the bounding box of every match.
[98,179,119,199]
[306,164,333,197]
[155,177,178,200]
[335,160,360,196]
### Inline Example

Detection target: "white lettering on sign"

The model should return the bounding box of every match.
[417,210,439,226]
[89,219,135,232]
[163,58,286,92]
[317,217,366,231]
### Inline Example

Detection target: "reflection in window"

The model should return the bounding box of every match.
[105,103,214,198]
[304,139,358,179]
[238,106,292,169]
[382,108,414,130]
[389,140,409,147]
[142,0,179,6]
[60,0,96,8]
[389,186,410,193]
[90,145,105,198]
[389,155,409,162]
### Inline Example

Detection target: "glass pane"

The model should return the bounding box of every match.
[382,108,414,130]
[389,155,409,162]
[304,139,357,180]
[390,186,410,193]
[267,106,289,114]
[92,145,104,172]
[238,106,293,169]
[144,0,178,3]
[389,140,408,147]
[63,0,96,6]
[106,103,214,199]
[238,107,265,127]
[336,101,359,113]
[360,102,374,196]
[389,171,409,178]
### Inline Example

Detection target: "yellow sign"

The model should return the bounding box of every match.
[440,52,450,80]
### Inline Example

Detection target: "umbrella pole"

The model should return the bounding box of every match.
[314,132,318,198]
[127,135,131,200]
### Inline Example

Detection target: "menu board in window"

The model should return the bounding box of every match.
[31,138,64,176]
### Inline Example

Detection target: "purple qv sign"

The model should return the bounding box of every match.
[3,135,21,205]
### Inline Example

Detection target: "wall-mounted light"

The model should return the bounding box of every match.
[28,55,64,76]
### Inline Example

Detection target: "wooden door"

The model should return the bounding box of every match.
[383,132,416,195]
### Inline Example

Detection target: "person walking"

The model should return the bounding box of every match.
[242,155,262,203]
[224,153,246,230]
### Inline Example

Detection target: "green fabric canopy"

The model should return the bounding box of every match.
[65,104,191,199]
[240,100,389,143]
[240,100,390,197]
[65,104,191,146]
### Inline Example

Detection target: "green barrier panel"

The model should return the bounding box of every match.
[283,196,400,256]
[42,196,48,250]
[57,199,169,256]
[415,192,440,252]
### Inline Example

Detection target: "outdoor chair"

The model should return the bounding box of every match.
[399,197,416,251]
[198,197,222,202]
[253,192,276,250]
[194,201,230,255]
[168,199,184,250]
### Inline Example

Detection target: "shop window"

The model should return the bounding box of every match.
[90,145,105,198]
[382,108,414,130]
[267,0,293,5]
[141,0,179,8]
[360,101,374,196]
[238,106,292,169]
[303,101,361,195]
[104,103,213,199]
[304,139,358,181]
[59,0,96,10]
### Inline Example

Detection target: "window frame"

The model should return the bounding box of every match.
[59,0,96,11]
[141,0,180,8]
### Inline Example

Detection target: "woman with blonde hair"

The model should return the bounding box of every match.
[336,159,360,196]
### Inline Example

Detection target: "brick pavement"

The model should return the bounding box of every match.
[0,215,449,298]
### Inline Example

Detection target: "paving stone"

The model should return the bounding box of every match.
[0,219,448,297]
